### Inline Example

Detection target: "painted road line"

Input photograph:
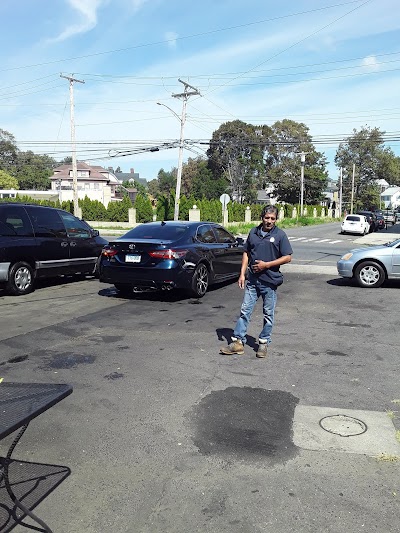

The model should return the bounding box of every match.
[318,239,330,242]
[289,237,306,240]
[329,240,343,244]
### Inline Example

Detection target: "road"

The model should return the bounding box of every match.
[0,264,399,532]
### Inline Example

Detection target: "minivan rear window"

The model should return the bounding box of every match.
[346,216,361,222]
[123,224,190,241]
[0,205,33,236]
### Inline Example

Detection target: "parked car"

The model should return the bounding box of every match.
[99,221,244,297]
[375,214,386,230]
[395,212,400,223]
[0,203,108,295]
[383,211,395,225]
[356,210,378,232]
[340,214,369,235]
[337,238,400,288]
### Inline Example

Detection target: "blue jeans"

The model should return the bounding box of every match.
[232,273,277,345]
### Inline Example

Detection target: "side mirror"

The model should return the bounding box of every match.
[236,237,244,245]
[91,229,100,237]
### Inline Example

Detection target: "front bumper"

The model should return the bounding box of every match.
[0,262,10,283]
[337,260,354,278]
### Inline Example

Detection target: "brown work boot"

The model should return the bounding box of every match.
[256,343,268,358]
[220,339,244,355]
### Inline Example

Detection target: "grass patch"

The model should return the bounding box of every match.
[229,217,338,235]
[396,430,400,444]
[386,410,398,420]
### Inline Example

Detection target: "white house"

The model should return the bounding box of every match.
[49,162,122,207]
[380,186,400,208]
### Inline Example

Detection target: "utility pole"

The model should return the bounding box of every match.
[171,79,200,221]
[350,163,355,214]
[60,73,85,216]
[339,167,343,217]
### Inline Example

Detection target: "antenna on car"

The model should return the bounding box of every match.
[161,221,166,226]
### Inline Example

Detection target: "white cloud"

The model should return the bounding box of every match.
[165,32,178,49]
[48,0,104,43]
[361,55,380,71]
[131,0,150,12]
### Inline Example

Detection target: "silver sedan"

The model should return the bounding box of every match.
[337,238,400,288]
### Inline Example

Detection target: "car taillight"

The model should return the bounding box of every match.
[149,249,188,259]
[102,247,118,257]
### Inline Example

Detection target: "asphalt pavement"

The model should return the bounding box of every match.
[0,264,399,532]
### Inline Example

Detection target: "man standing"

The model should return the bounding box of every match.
[220,205,293,358]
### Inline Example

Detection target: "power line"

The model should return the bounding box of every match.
[0,1,364,73]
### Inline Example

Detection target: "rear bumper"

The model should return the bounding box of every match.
[99,262,193,289]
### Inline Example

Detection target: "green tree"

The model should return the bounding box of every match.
[183,157,228,200]
[0,129,18,170]
[147,178,160,198]
[0,170,19,189]
[334,126,399,208]
[266,119,328,204]
[207,120,268,203]
[134,193,153,222]
[157,168,176,197]
[13,151,55,190]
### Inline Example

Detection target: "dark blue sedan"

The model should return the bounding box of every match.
[99,221,244,297]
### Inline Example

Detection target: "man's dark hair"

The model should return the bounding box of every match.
[261,205,278,218]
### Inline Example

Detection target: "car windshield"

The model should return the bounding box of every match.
[122,223,190,240]
[384,239,400,247]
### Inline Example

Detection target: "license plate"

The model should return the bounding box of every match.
[125,254,141,263]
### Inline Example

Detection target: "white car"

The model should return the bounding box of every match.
[340,214,369,235]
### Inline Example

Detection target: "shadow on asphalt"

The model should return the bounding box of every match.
[98,277,238,302]
[326,277,400,289]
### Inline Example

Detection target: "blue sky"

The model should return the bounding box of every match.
[1,0,400,184]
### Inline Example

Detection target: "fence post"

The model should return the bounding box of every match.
[128,208,136,225]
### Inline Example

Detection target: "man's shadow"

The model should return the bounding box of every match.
[216,328,258,351]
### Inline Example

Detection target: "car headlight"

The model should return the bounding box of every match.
[341,253,353,260]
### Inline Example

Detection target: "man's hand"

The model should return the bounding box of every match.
[238,274,246,289]
[252,259,267,273]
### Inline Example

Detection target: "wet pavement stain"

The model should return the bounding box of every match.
[46,353,96,369]
[189,387,299,463]
[104,372,124,380]
[326,350,348,357]
[8,355,29,364]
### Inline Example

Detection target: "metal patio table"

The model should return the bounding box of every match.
[0,382,73,532]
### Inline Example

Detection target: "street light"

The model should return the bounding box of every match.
[157,102,185,221]
[300,152,306,216]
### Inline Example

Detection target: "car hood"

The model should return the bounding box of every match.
[348,243,395,255]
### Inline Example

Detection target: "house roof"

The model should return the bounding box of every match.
[381,187,400,196]
[50,162,110,182]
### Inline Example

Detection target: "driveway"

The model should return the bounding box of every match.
[1,272,399,532]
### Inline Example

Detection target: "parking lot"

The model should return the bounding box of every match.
[1,272,400,532]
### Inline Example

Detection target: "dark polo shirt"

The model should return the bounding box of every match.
[245,224,293,286]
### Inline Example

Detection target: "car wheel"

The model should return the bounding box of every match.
[114,283,132,295]
[354,261,385,288]
[189,263,209,298]
[7,262,34,295]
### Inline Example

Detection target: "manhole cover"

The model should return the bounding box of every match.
[319,414,367,437]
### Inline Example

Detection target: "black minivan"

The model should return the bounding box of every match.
[0,203,108,295]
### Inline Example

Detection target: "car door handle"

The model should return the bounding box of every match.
[61,241,69,247]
